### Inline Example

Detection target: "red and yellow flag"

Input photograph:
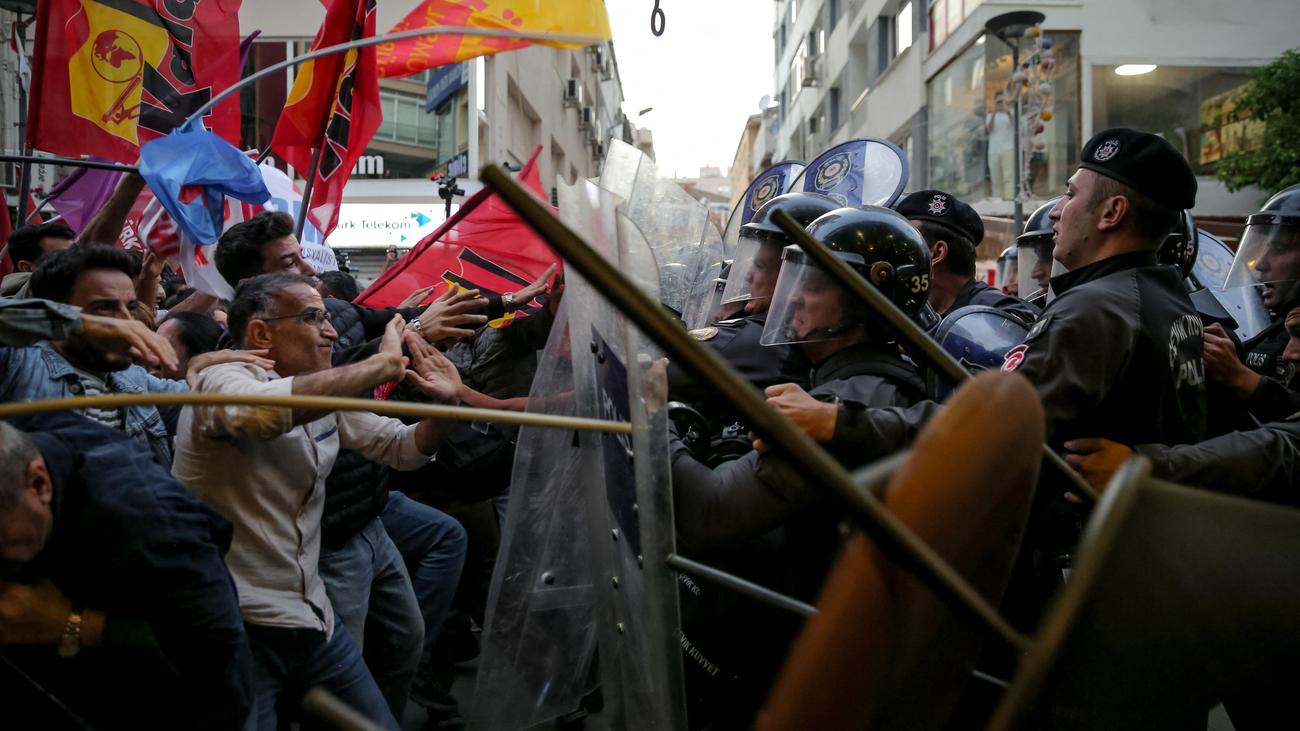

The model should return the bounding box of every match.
[376,0,612,78]
[270,0,381,239]
[27,0,243,163]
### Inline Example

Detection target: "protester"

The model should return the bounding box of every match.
[0,412,253,729]
[154,311,225,381]
[172,272,464,729]
[1,223,76,298]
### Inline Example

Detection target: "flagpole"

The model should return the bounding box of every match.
[294,103,334,240]
[182,26,607,128]
[13,17,32,229]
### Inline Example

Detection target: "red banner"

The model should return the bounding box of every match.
[356,146,559,323]
[270,0,380,240]
[27,0,243,163]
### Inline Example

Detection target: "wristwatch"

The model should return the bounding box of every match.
[406,317,422,333]
[58,608,84,658]
[502,292,516,310]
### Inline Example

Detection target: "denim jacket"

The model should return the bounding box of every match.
[0,341,188,465]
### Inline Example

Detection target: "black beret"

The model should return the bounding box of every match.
[1079,127,1197,211]
[893,189,985,245]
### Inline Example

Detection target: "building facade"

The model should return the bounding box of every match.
[766,0,1299,237]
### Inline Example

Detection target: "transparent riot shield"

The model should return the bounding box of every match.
[1194,229,1271,341]
[474,177,686,730]
[601,139,722,328]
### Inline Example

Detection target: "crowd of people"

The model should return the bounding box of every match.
[0,124,1296,730]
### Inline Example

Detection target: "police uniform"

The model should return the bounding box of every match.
[894,189,1040,325]
[666,314,810,408]
[947,277,1040,324]
[1004,250,1207,447]
[1240,318,1300,422]
[1136,416,1300,508]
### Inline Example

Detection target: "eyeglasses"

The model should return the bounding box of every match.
[260,307,333,331]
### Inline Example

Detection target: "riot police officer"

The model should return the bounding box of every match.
[996,246,1019,295]
[772,128,1208,463]
[670,206,929,727]
[893,189,1039,324]
[665,193,839,420]
[1208,184,1300,422]
[1015,197,1063,310]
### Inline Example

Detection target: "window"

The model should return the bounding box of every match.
[375,89,440,147]
[791,40,807,90]
[1092,65,1257,174]
[790,0,798,24]
[828,0,840,32]
[779,23,787,55]
[897,2,913,54]
[877,16,895,77]
[930,0,947,51]
[829,86,842,130]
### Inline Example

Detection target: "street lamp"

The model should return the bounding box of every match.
[985,10,1045,236]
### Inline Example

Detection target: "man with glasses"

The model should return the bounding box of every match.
[171,272,464,730]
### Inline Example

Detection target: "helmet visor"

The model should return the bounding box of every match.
[719,231,786,312]
[1222,219,1300,291]
[760,246,857,346]
[1017,236,1067,303]
[995,253,1019,294]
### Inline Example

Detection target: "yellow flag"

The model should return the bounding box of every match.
[377,0,613,78]
[68,0,171,144]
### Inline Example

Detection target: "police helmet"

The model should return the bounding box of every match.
[1158,210,1199,278]
[1017,197,1060,244]
[1223,184,1300,304]
[761,206,932,346]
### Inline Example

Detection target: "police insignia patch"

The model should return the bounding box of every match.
[689,326,719,341]
[928,194,949,216]
[751,175,779,210]
[814,152,852,191]
[1001,344,1028,372]
[1094,139,1121,162]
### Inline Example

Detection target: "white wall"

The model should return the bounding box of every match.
[238,0,420,39]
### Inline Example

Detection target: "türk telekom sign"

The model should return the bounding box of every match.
[327,203,459,249]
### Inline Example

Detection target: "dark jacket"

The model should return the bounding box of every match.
[1241,318,1300,424]
[320,298,423,545]
[667,314,811,409]
[1137,417,1300,507]
[946,278,1040,325]
[3,412,252,730]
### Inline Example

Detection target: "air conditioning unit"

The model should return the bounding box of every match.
[563,78,582,106]
[801,55,819,87]
[580,105,595,130]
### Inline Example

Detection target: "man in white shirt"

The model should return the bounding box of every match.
[172,272,462,731]
[986,91,1016,200]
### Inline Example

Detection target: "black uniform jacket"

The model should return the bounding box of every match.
[1241,317,1300,423]
[946,278,1040,325]
[670,341,923,554]
[1138,416,1300,507]
[831,251,1209,465]
[667,314,810,408]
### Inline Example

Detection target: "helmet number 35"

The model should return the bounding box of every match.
[909,274,930,294]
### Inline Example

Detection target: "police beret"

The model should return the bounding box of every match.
[893,190,985,245]
[1079,127,1197,211]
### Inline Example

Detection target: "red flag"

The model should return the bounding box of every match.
[26,0,243,163]
[270,0,380,239]
[356,147,560,324]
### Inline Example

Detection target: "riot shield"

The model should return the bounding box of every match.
[601,139,724,329]
[789,138,909,208]
[474,177,686,730]
[720,160,806,246]
[1193,229,1271,342]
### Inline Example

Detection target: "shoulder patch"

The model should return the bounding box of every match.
[689,326,719,341]
[1002,344,1029,372]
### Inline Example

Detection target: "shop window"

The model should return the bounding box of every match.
[1091,65,1258,175]
[926,32,1081,202]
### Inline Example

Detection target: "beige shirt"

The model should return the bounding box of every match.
[171,362,431,637]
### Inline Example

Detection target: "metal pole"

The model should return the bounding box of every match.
[0,154,137,174]
[182,26,607,129]
[0,392,633,435]
[769,208,1098,504]
[667,554,817,618]
[1011,45,1024,235]
[479,164,1031,653]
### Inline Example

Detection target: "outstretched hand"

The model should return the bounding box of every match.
[417,286,489,342]
[80,314,179,373]
[404,331,462,404]
[186,349,276,388]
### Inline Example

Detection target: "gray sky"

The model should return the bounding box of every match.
[607,3,775,178]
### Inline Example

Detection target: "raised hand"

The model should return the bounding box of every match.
[417,285,489,342]
[404,330,463,404]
